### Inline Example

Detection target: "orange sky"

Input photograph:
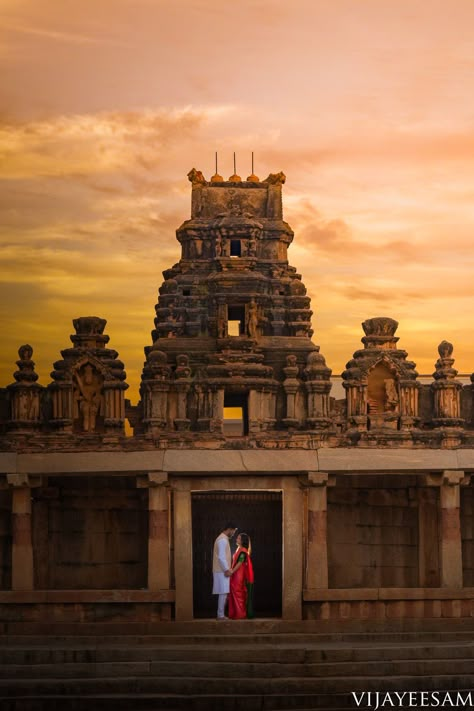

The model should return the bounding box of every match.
[2,0,474,402]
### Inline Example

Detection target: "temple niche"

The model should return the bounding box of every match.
[48,317,128,435]
[342,317,420,440]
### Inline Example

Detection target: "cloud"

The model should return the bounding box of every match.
[0,22,129,47]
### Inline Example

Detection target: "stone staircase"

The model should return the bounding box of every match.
[0,621,473,710]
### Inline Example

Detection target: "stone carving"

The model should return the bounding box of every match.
[246,299,258,339]
[73,316,106,336]
[187,168,206,185]
[18,344,33,361]
[175,354,192,379]
[263,172,286,185]
[246,237,257,256]
[384,378,399,412]
[74,364,102,432]
[362,317,398,338]
[438,340,453,359]
[18,390,39,419]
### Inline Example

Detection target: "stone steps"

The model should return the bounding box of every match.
[0,656,474,679]
[0,641,472,664]
[1,628,473,710]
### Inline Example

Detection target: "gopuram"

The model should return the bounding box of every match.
[1,168,474,625]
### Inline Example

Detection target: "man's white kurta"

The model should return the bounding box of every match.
[212,533,231,594]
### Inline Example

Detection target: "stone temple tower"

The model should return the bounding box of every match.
[139,168,332,440]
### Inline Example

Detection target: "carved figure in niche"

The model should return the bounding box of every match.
[215,234,223,257]
[284,354,299,378]
[384,378,399,412]
[175,354,191,379]
[246,299,258,339]
[246,237,257,256]
[440,388,455,417]
[217,311,227,338]
[17,390,38,420]
[74,364,102,432]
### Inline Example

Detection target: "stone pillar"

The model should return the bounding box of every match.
[8,475,34,590]
[210,388,224,433]
[137,473,170,591]
[418,486,440,587]
[173,488,193,620]
[282,486,303,620]
[282,355,299,428]
[439,470,465,588]
[306,472,329,589]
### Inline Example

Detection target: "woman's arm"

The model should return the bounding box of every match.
[230,552,246,575]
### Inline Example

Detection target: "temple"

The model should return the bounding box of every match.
[1,169,474,625]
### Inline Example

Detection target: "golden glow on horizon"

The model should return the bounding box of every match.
[1,0,474,402]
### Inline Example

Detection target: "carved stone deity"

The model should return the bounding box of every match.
[384,378,399,412]
[246,299,258,339]
[74,363,102,432]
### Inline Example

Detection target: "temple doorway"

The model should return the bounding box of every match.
[191,491,282,618]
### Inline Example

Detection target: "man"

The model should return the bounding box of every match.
[212,522,237,619]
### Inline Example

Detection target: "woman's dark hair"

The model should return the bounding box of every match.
[239,532,250,549]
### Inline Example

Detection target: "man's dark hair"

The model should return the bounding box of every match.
[223,522,236,530]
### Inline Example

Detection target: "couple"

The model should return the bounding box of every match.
[212,523,254,620]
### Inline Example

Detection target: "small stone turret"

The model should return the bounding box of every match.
[431,341,463,445]
[7,345,43,431]
[48,317,128,435]
[342,317,419,436]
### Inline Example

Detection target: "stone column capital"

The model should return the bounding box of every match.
[306,471,335,487]
[6,473,43,488]
[136,471,169,488]
[442,470,469,487]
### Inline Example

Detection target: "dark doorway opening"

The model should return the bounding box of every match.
[230,240,242,257]
[192,491,282,618]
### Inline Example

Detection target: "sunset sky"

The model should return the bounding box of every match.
[2,0,474,402]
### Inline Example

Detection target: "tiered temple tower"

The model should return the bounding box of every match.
[139,169,332,439]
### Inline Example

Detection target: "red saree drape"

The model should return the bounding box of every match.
[228,547,254,619]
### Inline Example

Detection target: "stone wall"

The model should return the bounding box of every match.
[461,484,474,586]
[327,475,419,588]
[0,491,11,589]
[32,477,148,589]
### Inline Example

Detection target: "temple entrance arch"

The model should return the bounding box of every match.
[191,491,282,618]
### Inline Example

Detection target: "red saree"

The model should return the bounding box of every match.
[228,547,254,619]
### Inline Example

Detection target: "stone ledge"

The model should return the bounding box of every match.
[304,587,474,601]
[2,447,474,475]
[0,590,175,603]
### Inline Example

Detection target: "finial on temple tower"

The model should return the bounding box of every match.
[247,151,259,182]
[228,152,241,182]
[210,151,223,183]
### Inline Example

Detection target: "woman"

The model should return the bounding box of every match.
[228,532,254,619]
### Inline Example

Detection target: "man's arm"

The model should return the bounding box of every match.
[216,538,230,574]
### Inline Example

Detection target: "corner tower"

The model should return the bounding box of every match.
[139,169,332,440]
